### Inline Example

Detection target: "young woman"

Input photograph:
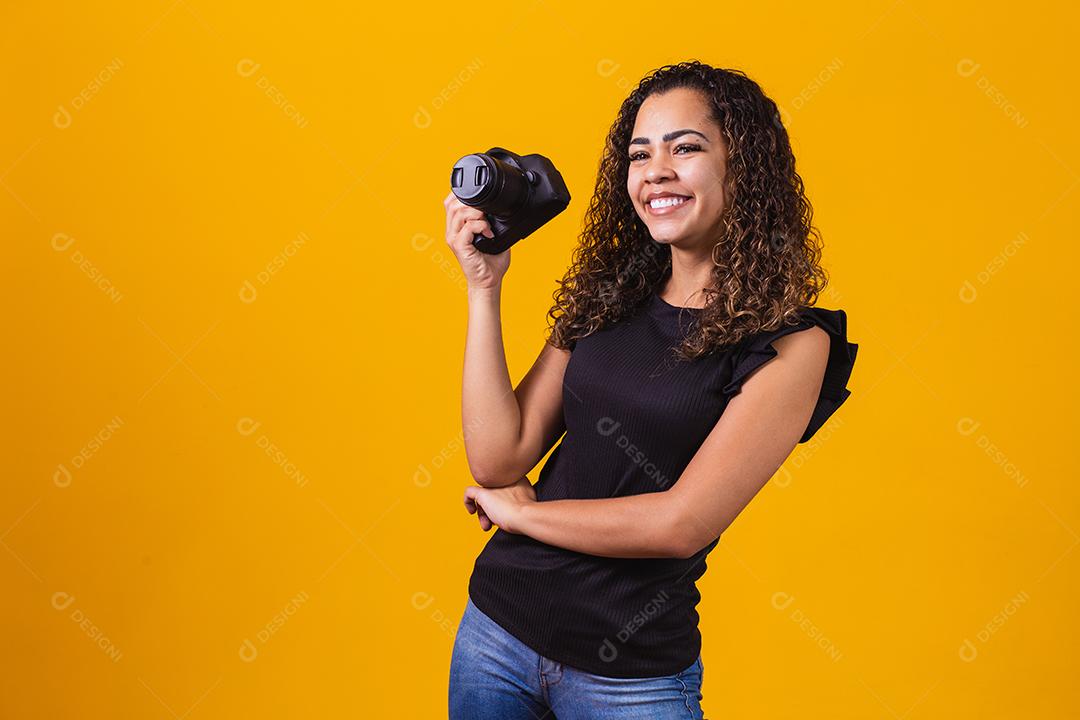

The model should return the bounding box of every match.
[444,60,858,719]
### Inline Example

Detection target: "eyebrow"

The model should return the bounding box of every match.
[629,128,710,146]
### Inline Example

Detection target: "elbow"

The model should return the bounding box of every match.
[663,525,695,560]
[464,432,536,488]
[472,473,519,489]
[669,537,699,560]
[670,535,715,560]
[468,460,524,489]
[666,522,721,560]
[664,491,725,559]
[465,444,530,488]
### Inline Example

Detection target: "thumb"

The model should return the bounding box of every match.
[463,485,479,514]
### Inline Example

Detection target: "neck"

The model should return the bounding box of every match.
[663,247,715,308]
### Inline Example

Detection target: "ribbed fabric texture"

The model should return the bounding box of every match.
[468,290,858,678]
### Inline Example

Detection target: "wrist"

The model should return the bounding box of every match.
[510,498,536,536]
[467,284,501,300]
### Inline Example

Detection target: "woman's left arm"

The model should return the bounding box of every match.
[463,326,832,559]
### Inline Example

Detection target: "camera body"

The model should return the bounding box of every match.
[450,147,571,254]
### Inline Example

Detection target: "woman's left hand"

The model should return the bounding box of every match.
[463,476,536,534]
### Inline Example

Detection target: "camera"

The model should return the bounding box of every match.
[450,147,571,254]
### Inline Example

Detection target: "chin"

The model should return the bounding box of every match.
[647,226,693,245]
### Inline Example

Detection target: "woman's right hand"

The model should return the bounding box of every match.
[444,192,511,291]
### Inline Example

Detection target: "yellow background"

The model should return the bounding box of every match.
[3,1,1077,717]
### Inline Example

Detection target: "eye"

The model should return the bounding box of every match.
[628,144,701,162]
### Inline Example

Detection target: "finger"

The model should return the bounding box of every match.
[445,197,468,236]
[446,202,484,235]
[460,217,494,241]
[445,199,466,237]
[449,223,486,256]
[454,205,486,229]
[445,193,471,212]
[463,486,478,514]
[447,211,483,244]
[478,508,491,532]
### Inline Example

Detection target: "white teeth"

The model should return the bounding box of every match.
[649,196,688,209]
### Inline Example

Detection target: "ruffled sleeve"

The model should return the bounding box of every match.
[721,307,858,443]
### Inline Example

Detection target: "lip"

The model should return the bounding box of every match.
[645,195,693,216]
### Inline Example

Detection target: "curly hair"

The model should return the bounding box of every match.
[546,60,829,361]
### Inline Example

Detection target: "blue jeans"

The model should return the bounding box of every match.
[449,597,705,719]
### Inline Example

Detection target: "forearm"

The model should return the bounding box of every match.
[515,492,685,559]
[461,285,522,486]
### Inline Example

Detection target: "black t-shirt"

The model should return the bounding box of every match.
[467,289,858,678]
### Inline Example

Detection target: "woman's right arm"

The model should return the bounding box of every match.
[445,193,569,488]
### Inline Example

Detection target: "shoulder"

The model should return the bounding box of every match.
[746,326,830,400]
[771,310,834,373]
[770,322,830,360]
[725,308,840,395]
[722,306,857,442]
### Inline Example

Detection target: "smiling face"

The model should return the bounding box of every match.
[626,87,729,248]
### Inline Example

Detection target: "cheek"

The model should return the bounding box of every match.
[699,164,725,202]
[688,174,725,213]
[627,178,643,214]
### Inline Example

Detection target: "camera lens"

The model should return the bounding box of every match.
[451,153,530,219]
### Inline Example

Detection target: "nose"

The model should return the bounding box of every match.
[644,154,675,183]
